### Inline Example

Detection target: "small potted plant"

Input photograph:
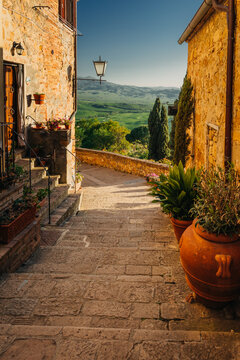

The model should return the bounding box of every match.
[180,166,240,307]
[33,93,45,105]
[75,172,84,191]
[148,161,198,242]
[0,186,37,243]
[35,121,45,129]
[36,188,49,207]
[62,118,71,130]
[46,119,61,131]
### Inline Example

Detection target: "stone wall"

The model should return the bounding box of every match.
[187,1,240,171]
[232,0,240,169]
[2,0,76,184]
[76,148,169,177]
[187,9,228,169]
[0,219,40,274]
[0,0,4,125]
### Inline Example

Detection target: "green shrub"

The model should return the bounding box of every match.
[192,166,240,236]
[148,161,198,220]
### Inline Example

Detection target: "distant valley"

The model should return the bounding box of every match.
[76,79,180,130]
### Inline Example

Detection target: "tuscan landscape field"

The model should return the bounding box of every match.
[76,80,180,130]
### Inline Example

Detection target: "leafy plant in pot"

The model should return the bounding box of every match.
[180,166,240,307]
[0,185,37,243]
[148,161,198,242]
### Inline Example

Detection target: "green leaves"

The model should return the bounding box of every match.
[148,161,198,220]
[192,167,240,236]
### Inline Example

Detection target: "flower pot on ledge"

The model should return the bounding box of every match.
[0,205,37,244]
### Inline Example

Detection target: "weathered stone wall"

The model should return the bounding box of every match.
[2,0,76,184]
[0,0,4,125]
[187,8,228,169]
[76,148,169,177]
[0,219,40,274]
[232,0,240,169]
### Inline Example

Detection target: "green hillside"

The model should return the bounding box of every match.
[76,80,180,130]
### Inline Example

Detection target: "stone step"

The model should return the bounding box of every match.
[42,191,83,227]
[39,185,70,225]
[0,324,238,359]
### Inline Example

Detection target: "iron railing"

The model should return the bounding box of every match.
[0,123,52,224]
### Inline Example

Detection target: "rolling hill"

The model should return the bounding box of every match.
[77,79,180,104]
[76,80,180,130]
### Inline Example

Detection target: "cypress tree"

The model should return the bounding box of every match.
[169,99,179,155]
[157,105,170,159]
[148,98,161,160]
[173,76,194,167]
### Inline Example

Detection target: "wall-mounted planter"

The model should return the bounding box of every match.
[0,205,36,244]
[33,93,45,105]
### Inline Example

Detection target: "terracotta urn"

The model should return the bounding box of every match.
[170,217,192,243]
[180,219,240,307]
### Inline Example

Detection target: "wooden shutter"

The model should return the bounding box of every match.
[59,0,65,20]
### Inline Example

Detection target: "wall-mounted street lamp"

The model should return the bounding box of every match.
[77,56,108,84]
[12,42,24,56]
[93,56,108,84]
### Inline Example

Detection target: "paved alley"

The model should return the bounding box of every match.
[0,165,240,359]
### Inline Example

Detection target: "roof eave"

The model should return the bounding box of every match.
[178,0,213,44]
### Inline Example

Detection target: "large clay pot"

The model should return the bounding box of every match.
[170,217,192,243]
[180,219,240,307]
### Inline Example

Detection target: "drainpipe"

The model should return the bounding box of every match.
[212,0,235,169]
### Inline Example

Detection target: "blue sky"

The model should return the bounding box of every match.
[77,0,203,88]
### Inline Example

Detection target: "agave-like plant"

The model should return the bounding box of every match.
[149,161,198,220]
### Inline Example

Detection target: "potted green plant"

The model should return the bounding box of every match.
[148,161,198,242]
[180,166,240,307]
[75,172,84,191]
[35,121,45,129]
[33,93,45,105]
[62,118,71,130]
[46,119,61,131]
[36,188,49,207]
[0,186,37,243]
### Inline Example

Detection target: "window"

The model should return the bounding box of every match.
[59,0,76,28]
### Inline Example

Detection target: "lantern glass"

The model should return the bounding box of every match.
[16,43,24,55]
[93,56,107,77]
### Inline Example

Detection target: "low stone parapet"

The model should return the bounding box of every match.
[76,148,169,177]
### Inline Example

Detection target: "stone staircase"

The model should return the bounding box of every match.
[0,149,82,227]
[0,165,239,359]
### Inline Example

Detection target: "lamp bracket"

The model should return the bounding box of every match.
[32,5,50,10]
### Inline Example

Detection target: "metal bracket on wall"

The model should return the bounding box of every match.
[32,6,50,10]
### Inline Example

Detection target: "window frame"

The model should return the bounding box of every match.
[59,0,76,29]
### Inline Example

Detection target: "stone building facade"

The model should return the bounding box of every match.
[1,0,77,185]
[179,0,240,171]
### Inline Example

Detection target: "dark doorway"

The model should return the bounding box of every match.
[4,62,24,150]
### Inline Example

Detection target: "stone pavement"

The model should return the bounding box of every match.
[0,164,240,359]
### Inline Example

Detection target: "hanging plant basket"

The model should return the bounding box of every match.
[33,93,45,105]
[0,205,36,244]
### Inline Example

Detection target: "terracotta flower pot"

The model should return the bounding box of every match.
[180,219,240,307]
[33,94,45,105]
[170,217,193,243]
[0,205,36,244]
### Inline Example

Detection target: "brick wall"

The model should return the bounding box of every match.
[76,148,169,177]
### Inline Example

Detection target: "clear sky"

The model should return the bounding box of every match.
[77,0,203,88]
